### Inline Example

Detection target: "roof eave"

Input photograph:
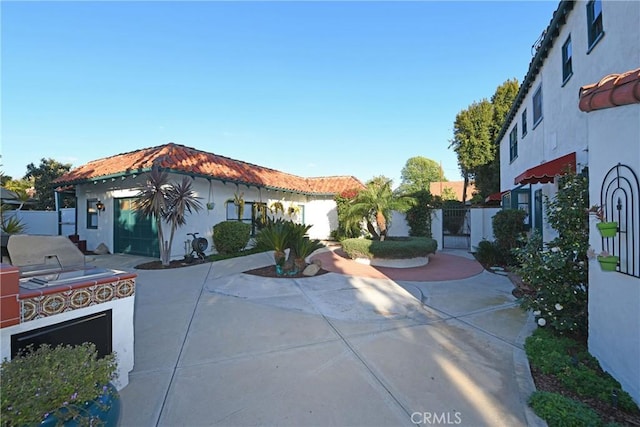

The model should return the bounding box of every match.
[495,0,576,146]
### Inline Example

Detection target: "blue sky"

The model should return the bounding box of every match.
[1,1,559,188]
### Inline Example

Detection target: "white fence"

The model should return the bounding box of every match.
[387,208,499,252]
[3,209,76,236]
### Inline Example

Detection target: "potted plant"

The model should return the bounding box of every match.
[1,343,120,426]
[588,204,618,237]
[596,251,619,272]
[233,192,245,220]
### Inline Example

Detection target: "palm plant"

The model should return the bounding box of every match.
[290,237,324,271]
[134,167,203,266]
[254,218,292,266]
[346,176,414,241]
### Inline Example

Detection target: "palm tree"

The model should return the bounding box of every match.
[134,167,203,266]
[346,176,413,241]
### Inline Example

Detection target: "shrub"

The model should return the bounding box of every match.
[332,189,361,241]
[492,208,527,265]
[515,172,589,337]
[525,328,640,415]
[1,343,117,426]
[341,237,437,259]
[212,221,251,254]
[474,239,501,267]
[528,391,601,427]
[405,190,435,238]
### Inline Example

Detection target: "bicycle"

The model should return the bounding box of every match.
[185,232,208,263]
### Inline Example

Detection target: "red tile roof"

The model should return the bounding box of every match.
[54,143,364,195]
[579,68,640,112]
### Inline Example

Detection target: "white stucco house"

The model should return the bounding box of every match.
[579,67,640,405]
[53,143,364,259]
[497,0,639,241]
[496,0,640,404]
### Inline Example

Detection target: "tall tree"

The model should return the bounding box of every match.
[449,79,519,202]
[398,156,445,195]
[449,99,493,203]
[475,79,519,199]
[24,158,73,210]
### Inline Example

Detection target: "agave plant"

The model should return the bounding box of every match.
[1,204,27,234]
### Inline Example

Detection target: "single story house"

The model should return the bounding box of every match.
[53,143,364,259]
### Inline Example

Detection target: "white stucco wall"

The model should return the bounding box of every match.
[586,102,640,405]
[469,207,500,251]
[388,210,410,237]
[499,1,639,235]
[73,173,339,258]
[0,296,135,391]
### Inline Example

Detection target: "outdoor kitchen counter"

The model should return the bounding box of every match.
[1,263,137,326]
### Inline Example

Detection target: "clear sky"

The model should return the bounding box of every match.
[1,1,559,188]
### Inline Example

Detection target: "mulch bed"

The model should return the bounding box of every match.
[134,258,330,279]
[135,259,209,270]
[244,264,330,278]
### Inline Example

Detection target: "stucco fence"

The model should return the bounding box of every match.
[388,208,500,253]
[4,207,500,256]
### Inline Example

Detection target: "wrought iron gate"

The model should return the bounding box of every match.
[442,206,471,249]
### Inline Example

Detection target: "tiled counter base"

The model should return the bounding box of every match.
[0,264,136,390]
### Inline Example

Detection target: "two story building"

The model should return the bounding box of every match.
[497,0,639,241]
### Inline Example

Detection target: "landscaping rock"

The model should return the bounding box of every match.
[302,263,320,276]
[94,243,111,255]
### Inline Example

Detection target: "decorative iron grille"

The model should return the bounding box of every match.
[599,163,639,277]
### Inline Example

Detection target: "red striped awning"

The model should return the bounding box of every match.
[514,152,576,185]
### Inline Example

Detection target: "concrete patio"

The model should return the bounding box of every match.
[87,249,545,427]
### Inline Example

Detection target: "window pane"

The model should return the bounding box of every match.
[533,87,543,124]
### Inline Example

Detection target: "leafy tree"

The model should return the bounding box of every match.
[397,156,445,195]
[346,176,413,240]
[3,178,35,210]
[134,167,203,266]
[449,99,493,203]
[449,79,519,202]
[474,79,519,199]
[24,158,73,210]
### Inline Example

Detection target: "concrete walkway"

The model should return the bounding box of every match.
[87,250,544,427]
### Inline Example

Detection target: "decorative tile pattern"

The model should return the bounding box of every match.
[20,277,136,322]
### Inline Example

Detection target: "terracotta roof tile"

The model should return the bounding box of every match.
[579,68,640,112]
[54,143,364,196]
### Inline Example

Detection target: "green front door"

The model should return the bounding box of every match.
[534,189,543,236]
[114,198,159,257]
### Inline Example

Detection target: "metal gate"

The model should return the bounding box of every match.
[442,206,471,249]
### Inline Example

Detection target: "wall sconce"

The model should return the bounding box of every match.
[96,201,105,212]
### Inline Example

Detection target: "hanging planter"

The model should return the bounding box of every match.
[597,255,619,272]
[596,221,618,237]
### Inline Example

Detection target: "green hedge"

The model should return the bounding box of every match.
[212,221,251,254]
[341,237,437,259]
